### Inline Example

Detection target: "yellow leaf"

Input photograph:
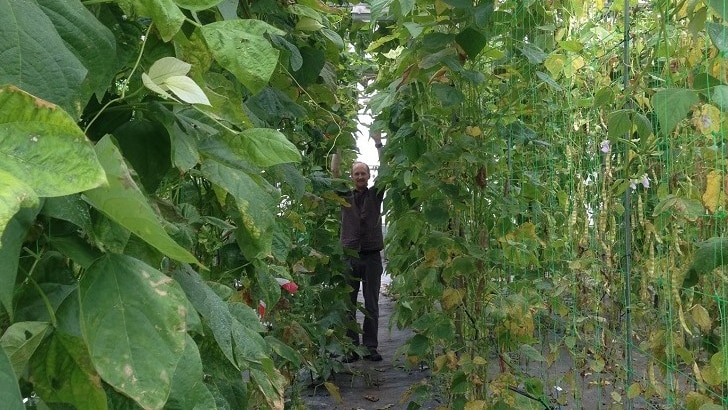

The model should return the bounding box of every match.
[442,287,464,310]
[464,400,487,410]
[702,170,725,214]
[544,54,564,78]
[323,382,342,403]
[564,55,585,78]
[701,363,721,386]
[691,304,712,332]
[434,354,448,374]
[692,104,722,136]
[611,391,622,403]
[473,356,487,365]
[627,382,641,399]
[465,125,482,137]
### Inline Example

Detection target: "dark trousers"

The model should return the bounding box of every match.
[346,252,383,350]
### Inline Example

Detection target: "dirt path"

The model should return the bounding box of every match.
[301,289,435,410]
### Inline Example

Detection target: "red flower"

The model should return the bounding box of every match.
[275,277,299,294]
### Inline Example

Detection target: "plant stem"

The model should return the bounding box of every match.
[84,23,153,134]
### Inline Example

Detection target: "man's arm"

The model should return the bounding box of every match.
[371,131,383,162]
[331,148,342,178]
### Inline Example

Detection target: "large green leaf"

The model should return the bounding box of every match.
[201,20,285,94]
[30,332,107,410]
[36,0,117,104]
[117,0,185,41]
[0,346,24,410]
[41,195,92,232]
[0,3,85,116]
[684,237,728,288]
[651,88,699,136]
[200,160,277,259]
[0,170,37,239]
[223,129,301,168]
[0,86,106,197]
[0,204,41,319]
[172,265,267,369]
[0,321,50,378]
[455,27,487,60]
[708,0,728,21]
[83,136,198,264]
[79,254,188,410]
[706,22,728,53]
[113,118,172,193]
[165,335,216,410]
[175,0,225,11]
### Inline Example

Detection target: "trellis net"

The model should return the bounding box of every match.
[374,0,728,408]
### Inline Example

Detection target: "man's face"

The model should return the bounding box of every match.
[351,162,370,191]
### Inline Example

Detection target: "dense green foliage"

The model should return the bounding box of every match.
[3,0,728,409]
[0,0,370,408]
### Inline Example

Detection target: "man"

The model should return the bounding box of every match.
[332,133,385,362]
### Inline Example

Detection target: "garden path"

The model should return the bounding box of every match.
[301,274,436,410]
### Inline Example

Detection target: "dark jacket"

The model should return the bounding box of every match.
[340,186,384,252]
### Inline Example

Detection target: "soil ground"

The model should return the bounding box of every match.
[301,284,436,410]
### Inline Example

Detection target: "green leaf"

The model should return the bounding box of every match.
[652,195,705,221]
[41,195,92,232]
[321,28,345,49]
[265,336,302,367]
[684,237,728,288]
[249,363,285,409]
[708,0,728,22]
[0,2,85,117]
[0,170,38,239]
[711,85,728,111]
[0,346,24,410]
[200,160,276,259]
[254,267,282,313]
[175,0,225,11]
[172,265,267,370]
[113,117,172,193]
[431,84,465,106]
[36,0,117,104]
[0,86,106,197]
[651,88,699,136]
[706,22,728,53]
[79,254,188,410]
[0,204,41,319]
[117,0,185,41]
[455,28,487,60]
[152,105,201,172]
[30,332,107,410]
[519,43,547,64]
[0,321,50,377]
[607,109,632,139]
[166,335,216,410]
[593,86,615,108]
[201,20,285,94]
[231,128,301,168]
[519,344,546,362]
[83,136,198,264]
[535,71,563,91]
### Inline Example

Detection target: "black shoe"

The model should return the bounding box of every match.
[364,349,382,362]
[341,352,360,363]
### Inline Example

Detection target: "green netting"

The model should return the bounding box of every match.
[375,0,728,408]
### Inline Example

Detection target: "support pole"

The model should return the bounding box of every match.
[622,0,634,409]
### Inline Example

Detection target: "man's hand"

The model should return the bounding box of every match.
[371,131,382,145]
